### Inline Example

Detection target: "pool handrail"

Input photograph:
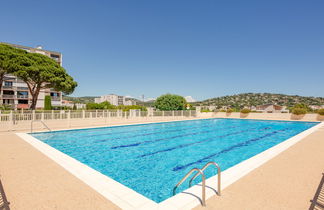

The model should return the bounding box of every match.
[189,161,221,196]
[31,120,52,133]
[173,168,206,206]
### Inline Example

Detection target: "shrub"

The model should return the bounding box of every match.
[226,108,233,113]
[292,108,307,115]
[220,109,226,112]
[154,94,186,111]
[44,95,52,110]
[201,109,211,112]
[317,109,324,116]
[240,108,251,114]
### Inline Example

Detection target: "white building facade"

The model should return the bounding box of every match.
[95,94,136,106]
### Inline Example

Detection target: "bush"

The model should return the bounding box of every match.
[226,108,233,113]
[240,108,251,114]
[116,105,147,112]
[201,109,211,112]
[154,94,186,111]
[292,108,307,115]
[317,109,324,116]
[44,95,52,110]
[220,109,226,112]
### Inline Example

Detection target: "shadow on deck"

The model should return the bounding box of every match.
[309,173,324,210]
[0,179,10,210]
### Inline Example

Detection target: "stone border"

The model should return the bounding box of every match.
[16,120,324,210]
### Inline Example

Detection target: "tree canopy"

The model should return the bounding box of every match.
[6,47,77,109]
[154,94,187,111]
[0,44,27,101]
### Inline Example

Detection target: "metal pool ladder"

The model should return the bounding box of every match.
[31,120,52,133]
[190,161,221,196]
[173,168,206,206]
[172,161,221,207]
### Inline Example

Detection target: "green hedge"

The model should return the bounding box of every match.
[292,108,307,115]
[317,109,324,116]
[226,108,233,113]
[240,108,251,114]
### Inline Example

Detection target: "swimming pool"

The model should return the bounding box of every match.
[31,118,318,203]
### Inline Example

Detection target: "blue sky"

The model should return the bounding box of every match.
[1,0,323,101]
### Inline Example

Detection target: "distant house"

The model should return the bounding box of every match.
[309,105,324,110]
[62,100,86,109]
[256,104,289,113]
[94,94,136,106]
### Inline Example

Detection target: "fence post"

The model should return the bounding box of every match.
[68,110,71,127]
[82,110,85,119]
[41,112,44,121]
[172,110,174,118]
[32,110,35,121]
[10,111,13,131]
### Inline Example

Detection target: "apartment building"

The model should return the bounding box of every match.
[0,43,63,109]
[95,94,136,106]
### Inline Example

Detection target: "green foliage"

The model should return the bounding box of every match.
[201,109,211,112]
[0,44,27,93]
[44,95,52,110]
[240,108,251,114]
[6,50,77,109]
[86,102,147,111]
[219,109,226,112]
[86,101,115,110]
[0,104,12,110]
[72,103,77,110]
[226,108,233,113]
[154,94,186,111]
[317,109,324,116]
[292,108,307,115]
[116,105,147,112]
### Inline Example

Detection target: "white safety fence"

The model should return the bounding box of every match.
[0,110,197,132]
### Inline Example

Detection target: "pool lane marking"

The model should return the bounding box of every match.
[94,120,226,142]
[137,127,271,158]
[172,128,289,171]
[85,118,221,138]
[110,125,241,149]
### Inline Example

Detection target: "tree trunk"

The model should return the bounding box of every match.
[28,84,41,110]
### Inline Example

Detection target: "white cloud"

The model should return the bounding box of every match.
[185,96,196,102]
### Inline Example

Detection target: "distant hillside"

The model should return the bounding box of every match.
[195,93,324,108]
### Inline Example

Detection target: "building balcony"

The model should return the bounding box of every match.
[2,94,15,99]
[17,87,28,90]
[17,95,29,99]
[2,86,13,90]
[51,96,61,101]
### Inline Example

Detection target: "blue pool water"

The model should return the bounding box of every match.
[31,118,317,202]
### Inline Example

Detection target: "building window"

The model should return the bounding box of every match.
[18,100,28,104]
[50,92,60,97]
[4,81,13,87]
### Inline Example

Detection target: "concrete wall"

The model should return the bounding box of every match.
[198,112,324,121]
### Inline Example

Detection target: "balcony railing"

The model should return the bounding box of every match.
[51,96,61,101]
[2,86,13,89]
[17,95,29,99]
[17,87,28,90]
[2,94,15,99]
